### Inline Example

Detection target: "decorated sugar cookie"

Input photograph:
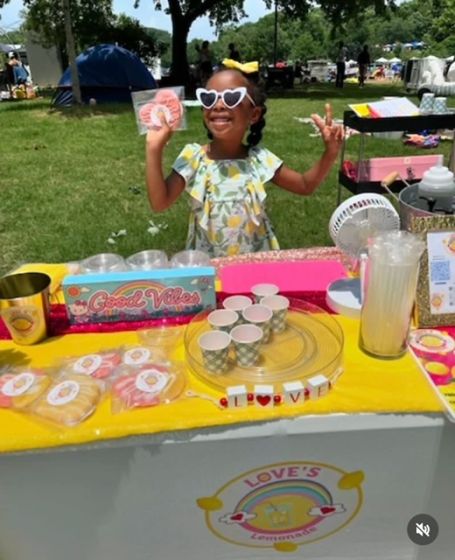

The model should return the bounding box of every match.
[0,370,51,409]
[112,363,185,411]
[139,89,183,130]
[32,374,102,426]
[62,351,122,380]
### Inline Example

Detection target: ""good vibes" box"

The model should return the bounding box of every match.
[63,267,216,324]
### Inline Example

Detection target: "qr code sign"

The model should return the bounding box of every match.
[431,260,451,283]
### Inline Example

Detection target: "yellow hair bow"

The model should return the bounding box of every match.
[222,59,259,74]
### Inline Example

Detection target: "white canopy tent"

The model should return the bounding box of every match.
[0,43,15,53]
[375,57,389,64]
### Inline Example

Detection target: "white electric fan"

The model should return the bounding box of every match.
[327,193,400,317]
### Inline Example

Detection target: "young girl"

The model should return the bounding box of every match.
[145,60,343,258]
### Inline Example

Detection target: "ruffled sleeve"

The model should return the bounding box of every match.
[249,146,283,183]
[172,143,203,185]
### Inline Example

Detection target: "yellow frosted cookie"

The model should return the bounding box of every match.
[33,374,101,426]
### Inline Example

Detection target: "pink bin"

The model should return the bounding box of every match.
[357,154,443,182]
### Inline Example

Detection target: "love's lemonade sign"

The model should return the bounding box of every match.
[197,461,364,553]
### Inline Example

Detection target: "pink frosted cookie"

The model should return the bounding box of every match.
[0,374,15,408]
[112,364,174,409]
[64,352,122,380]
[139,89,183,130]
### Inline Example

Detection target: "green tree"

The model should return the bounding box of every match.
[18,0,115,66]
[0,25,27,44]
[103,14,167,64]
[132,0,396,83]
[424,0,455,56]
[0,1,165,68]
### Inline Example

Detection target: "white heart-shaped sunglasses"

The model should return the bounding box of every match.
[196,87,256,109]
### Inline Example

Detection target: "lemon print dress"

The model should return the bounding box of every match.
[173,143,283,258]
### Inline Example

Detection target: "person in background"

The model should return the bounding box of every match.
[196,41,213,86]
[357,44,370,87]
[294,60,303,84]
[228,43,241,62]
[335,41,347,88]
[4,52,16,94]
[8,51,28,86]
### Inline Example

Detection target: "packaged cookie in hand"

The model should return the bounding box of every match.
[0,369,52,410]
[31,374,103,427]
[132,86,186,135]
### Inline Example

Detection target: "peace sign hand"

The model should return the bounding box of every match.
[311,103,344,156]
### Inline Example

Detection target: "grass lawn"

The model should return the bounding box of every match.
[0,81,452,275]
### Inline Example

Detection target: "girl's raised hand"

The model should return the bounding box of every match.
[311,103,344,156]
[146,114,174,151]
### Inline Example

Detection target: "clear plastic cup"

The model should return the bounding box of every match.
[80,253,126,274]
[126,250,168,270]
[170,250,211,268]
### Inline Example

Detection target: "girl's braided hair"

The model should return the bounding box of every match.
[205,67,267,147]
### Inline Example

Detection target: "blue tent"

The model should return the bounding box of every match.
[52,44,156,106]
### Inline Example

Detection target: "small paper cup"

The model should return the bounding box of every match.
[242,304,273,343]
[207,309,239,333]
[251,283,279,303]
[230,324,263,367]
[198,330,231,374]
[260,295,290,333]
[222,295,252,322]
[433,97,448,114]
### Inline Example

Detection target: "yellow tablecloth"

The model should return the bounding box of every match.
[0,314,442,454]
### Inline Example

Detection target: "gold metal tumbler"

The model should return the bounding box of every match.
[0,272,51,345]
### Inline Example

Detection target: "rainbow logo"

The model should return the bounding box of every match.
[111,280,164,299]
[197,461,364,552]
[234,479,333,535]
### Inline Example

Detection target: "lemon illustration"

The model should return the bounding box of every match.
[11,317,33,333]
[431,295,443,309]
[420,335,444,348]
[227,215,242,228]
[425,362,449,376]
[228,166,241,179]
[227,244,240,256]
[338,470,364,490]
[196,496,223,511]
[274,542,298,552]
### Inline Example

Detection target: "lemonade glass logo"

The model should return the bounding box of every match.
[197,461,364,553]
[124,347,152,366]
